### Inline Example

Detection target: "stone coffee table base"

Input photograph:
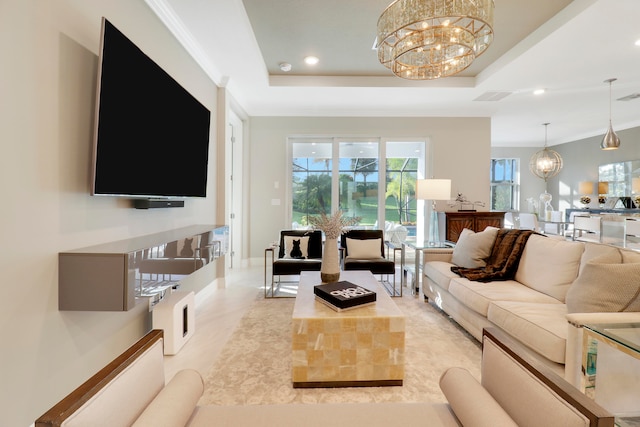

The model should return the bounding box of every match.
[292,271,405,388]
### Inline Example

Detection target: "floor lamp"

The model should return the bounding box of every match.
[416,179,452,245]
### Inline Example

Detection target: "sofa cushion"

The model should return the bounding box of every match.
[565,258,640,313]
[451,227,499,268]
[487,302,568,364]
[448,278,561,317]
[515,234,584,302]
[423,261,459,291]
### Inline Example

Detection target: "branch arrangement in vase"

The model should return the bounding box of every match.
[308,210,361,238]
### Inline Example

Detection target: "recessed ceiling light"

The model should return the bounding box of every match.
[635,39,640,46]
[533,88,545,95]
[304,56,319,66]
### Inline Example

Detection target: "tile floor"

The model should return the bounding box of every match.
[163,265,264,381]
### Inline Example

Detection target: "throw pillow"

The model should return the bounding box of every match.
[451,227,499,268]
[578,242,621,276]
[346,237,382,259]
[621,249,640,263]
[283,235,309,259]
[566,256,640,313]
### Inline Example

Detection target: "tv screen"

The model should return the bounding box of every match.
[92,18,211,199]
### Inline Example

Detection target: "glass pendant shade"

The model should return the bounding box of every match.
[377,0,494,80]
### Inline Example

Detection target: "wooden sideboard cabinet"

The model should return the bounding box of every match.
[438,211,505,243]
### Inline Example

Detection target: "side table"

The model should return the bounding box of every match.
[401,239,455,296]
[582,323,640,424]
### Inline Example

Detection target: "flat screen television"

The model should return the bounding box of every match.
[91,18,211,199]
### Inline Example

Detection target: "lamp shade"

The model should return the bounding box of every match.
[416,179,451,200]
[578,181,594,195]
[598,182,609,194]
[633,177,640,193]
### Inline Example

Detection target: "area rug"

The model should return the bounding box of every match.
[200,292,481,406]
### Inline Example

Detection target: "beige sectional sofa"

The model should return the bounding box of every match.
[36,328,613,427]
[422,228,640,384]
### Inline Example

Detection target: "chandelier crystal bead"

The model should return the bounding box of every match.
[529,123,563,182]
[377,0,494,80]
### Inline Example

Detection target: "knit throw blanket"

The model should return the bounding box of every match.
[451,229,537,282]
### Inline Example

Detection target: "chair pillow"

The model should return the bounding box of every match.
[283,235,309,259]
[346,237,382,259]
[451,227,499,268]
[566,256,640,313]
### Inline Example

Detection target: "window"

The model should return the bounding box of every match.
[292,141,333,226]
[339,141,379,226]
[490,158,519,211]
[290,139,426,233]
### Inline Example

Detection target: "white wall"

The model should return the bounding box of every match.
[494,126,640,215]
[248,116,491,258]
[0,1,219,425]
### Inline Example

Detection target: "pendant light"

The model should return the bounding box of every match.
[529,123,563,181]
[601,78,621,150]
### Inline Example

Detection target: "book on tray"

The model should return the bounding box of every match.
[313,281,376,311]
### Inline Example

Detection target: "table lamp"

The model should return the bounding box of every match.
[598,181,609,207]
[578,181,593,208]
[416,179,452,244]
[633,177,640,207]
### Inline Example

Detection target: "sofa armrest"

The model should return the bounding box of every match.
[132,369,203,427]
[483,327,613,427]
[565,312,640,387]
[35,330,165,427]
[423,248,454,264]
[440,367,517,427]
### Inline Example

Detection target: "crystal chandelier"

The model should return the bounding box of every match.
[601,78,621,150]
[377,0,494,80]
[529,123,563,181]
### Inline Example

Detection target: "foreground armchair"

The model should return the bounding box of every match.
[36,327,613,427]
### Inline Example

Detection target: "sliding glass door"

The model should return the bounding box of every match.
[291,140,333,227]
[339,141,379,226]
[290,138,426,233]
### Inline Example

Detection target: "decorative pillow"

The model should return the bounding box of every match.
[346,238,382,259]
[451,227,499,268]
[566,256,640,313]
[283,235,309,259]
[578,242,621,275]
[621,249,640,263]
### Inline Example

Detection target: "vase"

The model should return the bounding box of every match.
[320,237,340,283]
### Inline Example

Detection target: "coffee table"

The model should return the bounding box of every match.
[292,270,405,388]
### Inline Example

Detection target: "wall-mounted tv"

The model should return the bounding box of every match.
[91,18,211,200]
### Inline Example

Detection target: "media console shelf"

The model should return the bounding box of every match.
[59,225,228,311]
